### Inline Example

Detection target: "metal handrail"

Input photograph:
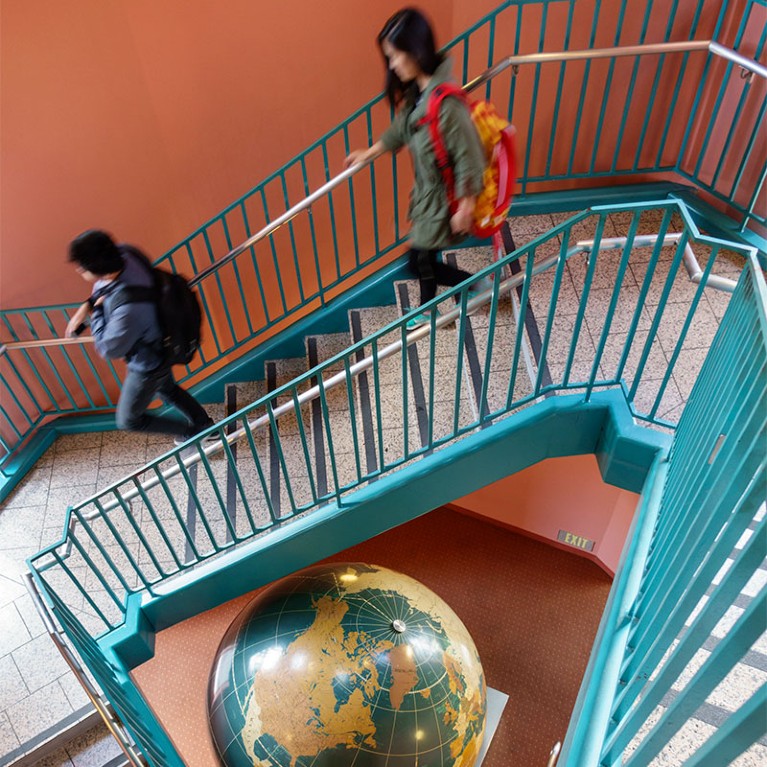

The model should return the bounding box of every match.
[2,39,762,353]
[23,572,148,767]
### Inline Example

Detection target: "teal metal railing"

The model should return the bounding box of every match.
[677,0,767,233]
[26,199,763,765]
[27,197,749,634]
[560,246,766,765]
[2,0,765,487]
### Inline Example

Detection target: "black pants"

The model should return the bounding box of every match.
[408,248,473,307]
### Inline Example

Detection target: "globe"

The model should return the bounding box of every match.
[207,562,486,767]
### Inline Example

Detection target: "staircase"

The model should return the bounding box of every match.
[2,0,766,764]
[15,198,764,767]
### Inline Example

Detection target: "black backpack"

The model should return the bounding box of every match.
[110,246,202,366]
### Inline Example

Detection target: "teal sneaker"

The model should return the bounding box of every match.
[406,313,430,330]
[467,276,493,314]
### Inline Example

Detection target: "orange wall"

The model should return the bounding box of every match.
[452,454,639,575]
[0,0,452,310]
[0,0,736,315]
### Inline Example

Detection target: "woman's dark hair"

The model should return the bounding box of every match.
[377,7,442,107]
[68,230,123,275]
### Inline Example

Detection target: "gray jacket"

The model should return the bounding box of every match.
[89,247,165,373]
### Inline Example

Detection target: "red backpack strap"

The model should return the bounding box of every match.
[418,83,467,213]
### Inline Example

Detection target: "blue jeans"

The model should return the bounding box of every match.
[115,366,212,438]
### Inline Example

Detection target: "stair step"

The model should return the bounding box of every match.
[262,357,318,516]
[347,307,400,478]
[305,333,361,496]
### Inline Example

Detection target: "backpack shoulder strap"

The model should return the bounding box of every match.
[419,83,467,210]
[109,245,160,311]
[109,285,157,312]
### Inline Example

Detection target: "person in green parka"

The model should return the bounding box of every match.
[345,7,490,328]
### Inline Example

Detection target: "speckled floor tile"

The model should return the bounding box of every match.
[11,593,46,641]
[65,723,123,767]
[0,603,32,657]
[29,746,75,767]
[56,673,91,714]
[12,634,71,695]
[1,466,53,511]
[49,450,101,490]
[0,573,27,612]
[0,655,28,711]
[6,680,73,743]
[0,505,45,554]
[0,710,21,760]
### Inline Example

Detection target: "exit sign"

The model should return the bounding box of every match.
[557,530,595,552]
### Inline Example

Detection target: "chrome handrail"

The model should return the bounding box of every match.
[23,572,148,766]
[709,41,767,79]
[3,39,762,353]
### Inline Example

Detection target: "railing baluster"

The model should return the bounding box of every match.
[317,378,341,504]
[453,290,468,436]
[342,358,363,484]
[506,244,537,408]
[365,108,381,255]
[259,186,289,315]
[292,387,319,505]
[221,215,255,337]
[342,123,363,267]
[545,0,574,178]
[588,0,628,174]
[426,311,437,448]
[565,216,606,386]
[241,414,278,526]
[321,140,342,287]
[609,1,654,172]
[266,398,298,515]
[300,154,323,305]
[586,215,640,399]
[627,232,689,403]
[614,207,673,389]
[152,466,204,561]
[740,159,767,231]
[279,171,305,305]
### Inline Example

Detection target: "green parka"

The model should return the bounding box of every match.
[380,57,486,250]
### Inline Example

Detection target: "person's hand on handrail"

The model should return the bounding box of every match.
[344,140,386,169]
[65,302,92,338]
[65,294,106,338]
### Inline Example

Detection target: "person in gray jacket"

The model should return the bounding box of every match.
[345,7,490,328]
[65,230,213,444]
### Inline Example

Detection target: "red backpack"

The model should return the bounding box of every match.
[420,83,517,238]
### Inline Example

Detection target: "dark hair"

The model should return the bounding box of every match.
[68,230,123,275]
[377,7,442,107]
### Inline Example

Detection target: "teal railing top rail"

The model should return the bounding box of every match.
[2,0,765,491]
[560,246,766,765]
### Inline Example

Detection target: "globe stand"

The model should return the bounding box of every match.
[475,687,509,766]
